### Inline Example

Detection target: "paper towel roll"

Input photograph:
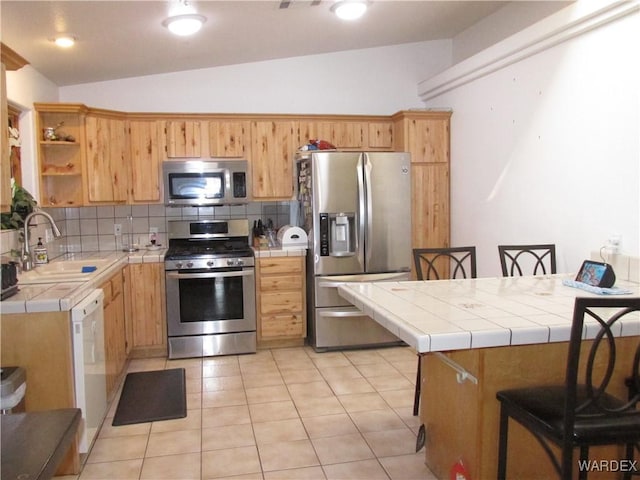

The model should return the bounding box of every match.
[277,226,308,249]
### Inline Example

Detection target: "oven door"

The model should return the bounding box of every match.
[166,267,256,336]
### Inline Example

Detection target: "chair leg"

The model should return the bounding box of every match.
[577,446,589,480]
[413,355,421,416]
[623,443,636,480]
[497,406,509,480]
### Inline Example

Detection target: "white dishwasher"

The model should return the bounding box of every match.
[71,288,107,454]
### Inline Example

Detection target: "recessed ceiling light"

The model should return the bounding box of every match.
[331,1,368,21]
[53,35,76,48]
[162,14,207,36]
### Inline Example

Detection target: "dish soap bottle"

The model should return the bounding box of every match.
[34,237,49,265]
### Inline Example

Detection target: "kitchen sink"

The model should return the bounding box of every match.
[18,259,114,284]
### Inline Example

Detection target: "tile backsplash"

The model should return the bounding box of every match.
[0,201,293,260]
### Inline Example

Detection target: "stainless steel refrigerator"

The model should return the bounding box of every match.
[296,151,412,351]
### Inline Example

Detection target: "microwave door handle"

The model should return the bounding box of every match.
[363,154,373,266]
[356,155,366,268]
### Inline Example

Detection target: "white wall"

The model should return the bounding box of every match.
[59,41,451,114]
[420,2,639,277]
[6,65,59,197]
[452,1,571,64]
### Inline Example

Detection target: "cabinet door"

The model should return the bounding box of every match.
[1,64,10,211]
[101,270,126,398]
[209,120,249,157]
[403,117,450,164]
[165,120,201,158]
[250,120,296,199]
[298,120,365,149]
[85,115,128,203]
[128,263,166,353]
[412,163,449,249]
[129,119,162,203]
[368,121,394,149]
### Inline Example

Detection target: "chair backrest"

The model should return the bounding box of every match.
[413,247,477,280]
[498,244,557,277]
[565,297,640,426]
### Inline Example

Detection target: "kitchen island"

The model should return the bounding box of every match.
[338,275,640,479]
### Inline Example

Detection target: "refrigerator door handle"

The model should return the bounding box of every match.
[363,154,373,266]
[356,154,366,268]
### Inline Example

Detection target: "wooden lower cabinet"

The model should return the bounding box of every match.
[100,269,127,399]
[126,262,167,357]
[256,256,306,347]
[0,311,80,475]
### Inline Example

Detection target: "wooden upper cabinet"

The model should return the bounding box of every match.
[298,120,365,150]
[368,121,394,149]
[165,120,201,158]
[35,103,87,207]
[394,113,450,163]
[85,114,128,203]
[128,119,162,203]
[209,120,250,158]
[250,120,296,199]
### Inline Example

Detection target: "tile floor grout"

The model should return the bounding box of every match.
[60,345,438,480]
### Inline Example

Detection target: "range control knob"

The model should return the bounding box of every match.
[207,260,215,268]
[186,262,194,269]
[226,259,236,266]
[236,259,245,266]
[175,262,183,269]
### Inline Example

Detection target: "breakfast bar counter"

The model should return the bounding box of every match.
[338,275,640,480]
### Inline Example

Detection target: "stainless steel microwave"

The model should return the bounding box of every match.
[163,159,250,206]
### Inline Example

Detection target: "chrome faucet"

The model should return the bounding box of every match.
[22,210,62,271]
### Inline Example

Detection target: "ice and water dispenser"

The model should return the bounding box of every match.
[319,212,355,257]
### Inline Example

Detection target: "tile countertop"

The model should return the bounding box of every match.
[252,247,306,258]
[0,247,305,314]
[0,248,167,315]
[337,274,640,354]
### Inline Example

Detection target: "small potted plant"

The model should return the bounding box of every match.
[1,180,38,241]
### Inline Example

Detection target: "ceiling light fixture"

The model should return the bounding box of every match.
[163,13,206,36]
[331,1,368,21]
[53,35,76,48]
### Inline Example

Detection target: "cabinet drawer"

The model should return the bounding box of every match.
[259,274,303,291]
[260,291,302,315]
[261,313,304,338]
[259,257,302,275]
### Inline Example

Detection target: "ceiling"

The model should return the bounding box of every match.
[3,1,545,87]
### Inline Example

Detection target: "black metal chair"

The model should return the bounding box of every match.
[498,244,557,277]
[411,247,477,417]
[413,246,477,281]
[496,297,640,480]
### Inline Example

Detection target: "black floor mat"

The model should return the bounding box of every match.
[112,368,187,426]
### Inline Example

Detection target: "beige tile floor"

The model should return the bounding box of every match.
[61,346,437,480]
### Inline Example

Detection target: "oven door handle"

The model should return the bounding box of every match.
[166,270,254,280]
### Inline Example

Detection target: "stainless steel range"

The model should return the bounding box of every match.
[165,219,256,359]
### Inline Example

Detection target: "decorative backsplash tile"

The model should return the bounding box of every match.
[0,201,293,259]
